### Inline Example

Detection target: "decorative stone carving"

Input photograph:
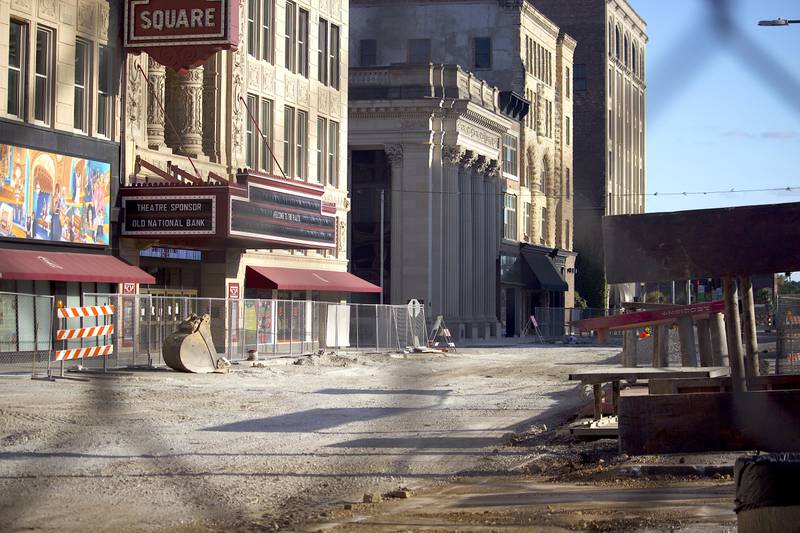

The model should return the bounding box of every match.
[485,160,501,178]
[442,145,464,166]
[230,0,247,166]
[59,1,76,24]
[77,0,95,34]
[166,66,204,156]
[457,121,499,149]
[15,0,33,14]
[98,2,109,37]
[285,78,297,103]
[473,155,489,174]
[146,58,166,149]
[247,59,260,90]
[459,150,478,169]
[385,145,403,167]
[261,64,275,94]
[330,93,341,117]
[38,0,57,21]
[203,57,220,161]
[126,58,143,135]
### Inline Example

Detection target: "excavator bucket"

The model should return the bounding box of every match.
[162,314,221,373]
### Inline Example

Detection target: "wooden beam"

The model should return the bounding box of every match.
[739,275,760,379]
[724,276,747,393]
[619,391,800,455]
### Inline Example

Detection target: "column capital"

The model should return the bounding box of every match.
[442,145,464,166]
[473,155,489,174]
[458,150,478,169]
[485,159,501,178]
[385,144,403,167]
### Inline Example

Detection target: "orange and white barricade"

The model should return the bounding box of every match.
[53,304,115,377]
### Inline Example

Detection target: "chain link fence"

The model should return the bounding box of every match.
[533,307,622,338]
[776,295,800,375]
[0,292,54,377]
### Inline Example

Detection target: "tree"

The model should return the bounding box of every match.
[777,274,800,295]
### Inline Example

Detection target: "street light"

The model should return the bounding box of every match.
[758,18,800,26]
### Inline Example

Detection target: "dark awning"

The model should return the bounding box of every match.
[0,249,155,284]
[246,266,383,293]
[520,248,568,292]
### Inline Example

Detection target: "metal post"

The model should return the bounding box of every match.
[32,297,38,378]
[380,188,385,305]
[289,302,294,356]
[723,276,747,393]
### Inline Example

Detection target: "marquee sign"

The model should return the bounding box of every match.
[124,0,239,73]
[122,195,216,236]
[120,170,337,249]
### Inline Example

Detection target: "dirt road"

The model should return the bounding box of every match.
[0,345,616,531]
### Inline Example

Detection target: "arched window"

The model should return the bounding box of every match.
[640,50,645,78]
[632,43,637,74]
[615,26,621,59]
[623,35,629,66]
[608,21,613,55]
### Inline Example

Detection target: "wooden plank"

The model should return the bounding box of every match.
[619,391,800,455]
[649,375,800,395]
[568,366,730,385]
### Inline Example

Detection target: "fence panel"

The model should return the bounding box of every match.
[0,292,54,377]
[776,296,800,375]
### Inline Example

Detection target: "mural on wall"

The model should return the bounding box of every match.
[0,143,111,245]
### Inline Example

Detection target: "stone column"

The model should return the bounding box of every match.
[386,145,404,304]
[696,318,714,366]
[458,151,477,338]
[723,276,747,393]
[146,57,166,149]
[202,56,221,161]
[472,156,489,337]
[442,146,463,323]
[485,160,501,337]
[677,317,698,367]
[710,313,729,366]
[739,275,760,378]
[165,66,204,156]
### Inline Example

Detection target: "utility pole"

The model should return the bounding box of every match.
[379,188,385,305]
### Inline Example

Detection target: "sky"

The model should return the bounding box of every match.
[627,0,800,214]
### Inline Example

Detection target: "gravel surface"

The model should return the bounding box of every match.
[0,345,617,532]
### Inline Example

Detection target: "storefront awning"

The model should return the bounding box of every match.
[520,248,568,292]
[0,249,155,284]
[246,266,383,293]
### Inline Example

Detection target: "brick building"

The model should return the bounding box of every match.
[534,0,647,307]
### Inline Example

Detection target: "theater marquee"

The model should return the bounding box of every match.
[124,0,239,72]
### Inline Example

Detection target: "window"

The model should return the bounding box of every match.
[632,42,637,74]
[328,120,339,186]
[565,167,571,199]
[474,37,491,69]
[316,117,326,183]
[565,219,570,249]
[246,94,258,168]
[247,0,258,56]
[360,39,377,67]
[523,202,531,242]
[7,20,27,118]
[283,106,295,176]
[502,134,518,178]
[297,9,309,77]
[318,19,328,84]
[408,39,431,63]
[34,27,53,124]
[615,25,621,59]
[565,67,571,98]
[574,64,586,91]
[97,45,112,137]
[284,1,296,72]
[296,110,308,180]
[260,99,273,172]
[262,0,274,62]
[74,39,90,132]
[565,116,571,146]
[329,24,340,89]
[540,159,547,194]
[503,194,517,241]
[540,207,548,245]
[624,35,629,66]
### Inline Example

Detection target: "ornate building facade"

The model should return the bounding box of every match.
[121,0,355,300]
[349,0,576,337]
[534,0,647,307]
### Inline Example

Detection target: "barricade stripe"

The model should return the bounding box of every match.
[55,344,114,361]
[56,325,114,340]
[57,305,115,318]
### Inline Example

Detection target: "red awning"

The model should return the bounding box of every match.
[0,249,156,284]
[246,266,382,293]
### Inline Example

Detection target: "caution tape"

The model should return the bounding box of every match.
[55,344,114,361]
[56,324,114,341]
[57,305,115,318]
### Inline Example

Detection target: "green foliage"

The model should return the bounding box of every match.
[575,256,608,309]
[777,275,800,295]
[645,291,666,304]
[756,287,773,306]
[574,292,589,310]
